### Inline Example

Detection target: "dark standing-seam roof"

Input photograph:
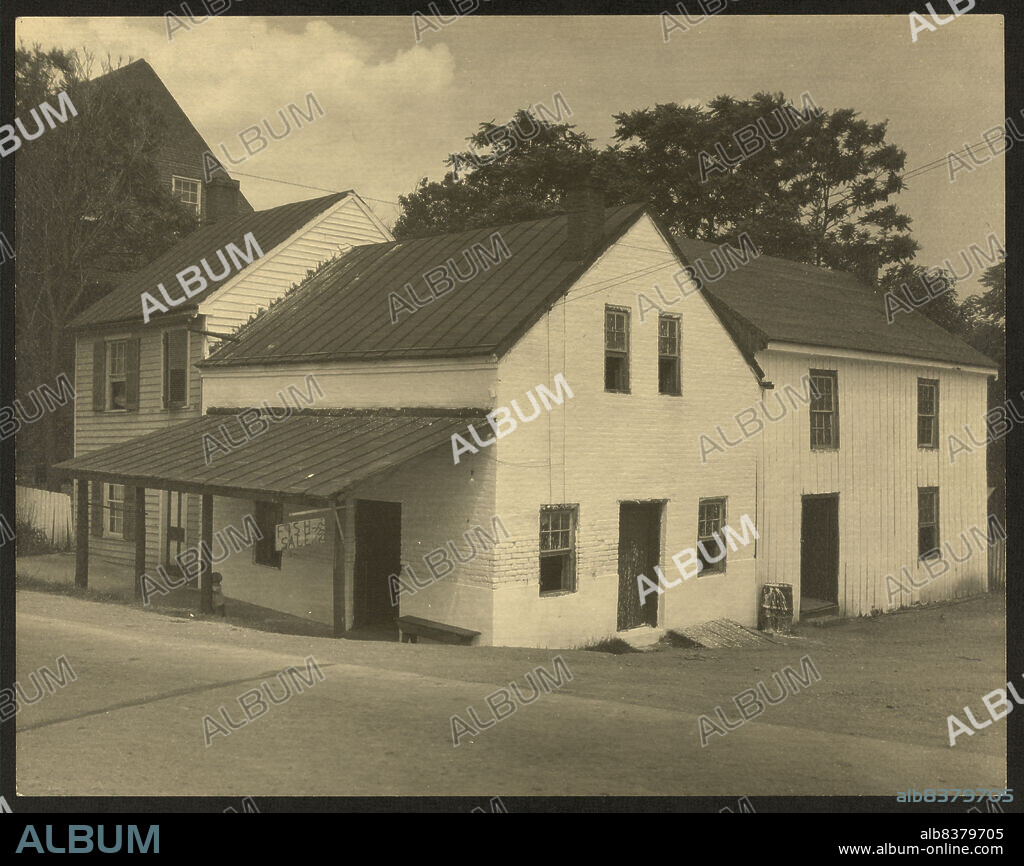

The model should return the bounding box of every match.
[674,237,997,370]
[202,203,648,366]
[54,410,484,503]
[70,193,348,329]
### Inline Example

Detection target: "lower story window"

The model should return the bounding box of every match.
[253,501,283,568]
[918,487,939,559]
[105,484,124,536]
[696,497,727,574]
[540,506,577,594]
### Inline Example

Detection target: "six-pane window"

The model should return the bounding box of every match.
[658,314,681,395]
[697,498,727,574]
[604,306,630,392]
[105,483,124,536]
[918,488,940,559]
[172,176,201,218]
[540,506,576,594]
[918,379,938,448]
[809,369,839,449]
[164,330,189,408]
[107,340,127,410]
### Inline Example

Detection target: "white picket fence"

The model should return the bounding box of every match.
[16,485,73,550]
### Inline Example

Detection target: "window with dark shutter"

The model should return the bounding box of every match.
[90,481,104,538]
[164,330,189,408]
[254,501,283,568]
[125,338,141,411]
[123,486,137,541]
[92,341,106,411]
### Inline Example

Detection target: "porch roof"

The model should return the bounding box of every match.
[54,408,485,504]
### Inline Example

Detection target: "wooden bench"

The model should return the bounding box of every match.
[398,615,480,645]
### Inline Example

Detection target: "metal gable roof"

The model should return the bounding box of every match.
[70,193,348,330]
[54,409,484,503]
[202,203,649,366]
[674,237,998,371]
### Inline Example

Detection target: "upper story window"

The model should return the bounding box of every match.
[658,314,681,396]
[918,487,940,559]
[918,378,939,449]
[107,340,128,410]
[540,506,577,595]
[809,369,839,450]
[605,306,630,393]
[172,176,201,218]
[163,329,189,409]
[697,497,727,574]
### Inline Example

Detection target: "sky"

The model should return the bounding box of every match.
[16,13,1005,297]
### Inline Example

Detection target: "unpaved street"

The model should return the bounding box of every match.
[14,590,1005,797]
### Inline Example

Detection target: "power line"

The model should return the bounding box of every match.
[227,169,400,207]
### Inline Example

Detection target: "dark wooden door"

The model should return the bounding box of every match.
[164,491,186,574]
[354,500,401,627]
[801,495,839,603]
[617,502,661,630]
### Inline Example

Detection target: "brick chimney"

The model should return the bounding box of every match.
[565,183,604,261]
[854,247,881,287]
[205,174,240,225]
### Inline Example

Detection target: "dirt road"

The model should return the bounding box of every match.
[13,590,1005,796]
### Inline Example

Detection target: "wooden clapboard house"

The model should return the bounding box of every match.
[57,190,997,647]
[65,186,393,586]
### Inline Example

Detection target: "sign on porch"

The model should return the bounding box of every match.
[275,517,326,551]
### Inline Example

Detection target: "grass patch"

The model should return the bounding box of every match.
[578,636,641,655]
[16,573,133,606]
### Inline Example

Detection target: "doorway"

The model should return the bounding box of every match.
[800,494,839,611]
[353,500,402,630]
[164,491,187,575]
[617,501,663,630]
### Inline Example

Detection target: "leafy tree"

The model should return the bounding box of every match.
[396,92,918,283]
[612,93,916,276]
[15,45,197,485]
[877,262,968,334]
[962,260,1006,494]
[394,108,634,238]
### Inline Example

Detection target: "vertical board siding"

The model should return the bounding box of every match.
[758,348,990,619]
[16,486,73,549]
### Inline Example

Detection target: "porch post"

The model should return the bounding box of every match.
[332,498,346,638]
[134,486,146,600]
[75,479,89,589]
[200,493,213,613]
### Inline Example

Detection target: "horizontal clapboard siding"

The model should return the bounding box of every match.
[756,348,990,618]
[73,194,391,574]
[74,329,205,574]
[201,197,392,334]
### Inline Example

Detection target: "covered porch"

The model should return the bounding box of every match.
[55,408,485,637]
